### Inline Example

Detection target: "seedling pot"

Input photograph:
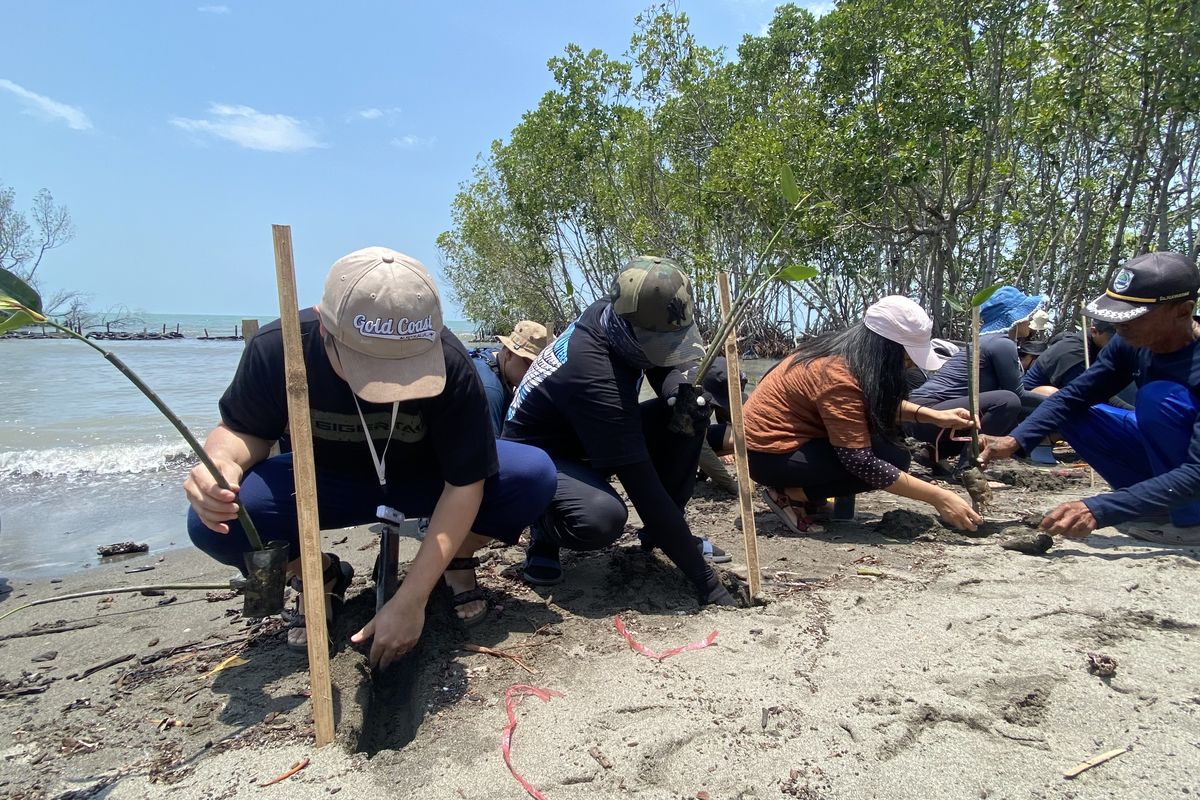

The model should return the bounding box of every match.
[239,540,290,618]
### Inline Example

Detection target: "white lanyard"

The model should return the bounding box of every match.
[352,397,399,487]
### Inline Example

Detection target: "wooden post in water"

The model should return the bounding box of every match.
[242,319,260,345]
[271,224,335,747]
[718,272,761,599]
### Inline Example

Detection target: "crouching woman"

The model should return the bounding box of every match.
[743,296,982,533]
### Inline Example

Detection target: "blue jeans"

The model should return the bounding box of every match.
[187,439,557,569]
[1058,380,1200,526]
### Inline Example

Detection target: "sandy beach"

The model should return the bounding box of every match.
[1,461,1197,800]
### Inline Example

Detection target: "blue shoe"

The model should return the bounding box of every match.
[1028,445,1057,465]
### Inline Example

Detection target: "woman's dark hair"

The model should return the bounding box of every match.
[787,322,908,435]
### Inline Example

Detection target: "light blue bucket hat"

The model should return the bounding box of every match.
[979,286,1047,335]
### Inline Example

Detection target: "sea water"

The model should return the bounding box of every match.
[0,313,477,578]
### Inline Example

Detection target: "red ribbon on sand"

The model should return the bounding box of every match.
[613,615,718,661]
[501,684,564,800]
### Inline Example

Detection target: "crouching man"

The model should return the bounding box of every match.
[984,252,1200,544]
[184,247,556,670]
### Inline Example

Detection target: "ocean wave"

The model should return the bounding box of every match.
[0,442,195,478]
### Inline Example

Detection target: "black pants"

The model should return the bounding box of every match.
[533,398,704,551]
[906,390,1021,459]
[747,434,911,499]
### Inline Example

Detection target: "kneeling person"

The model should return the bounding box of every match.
[184,247,556,670]
[503,256,735,605]
[745,297,982,533]
[471,320,549,436]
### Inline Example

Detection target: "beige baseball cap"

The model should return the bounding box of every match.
[318,247,446,403]
[498,320,549,361]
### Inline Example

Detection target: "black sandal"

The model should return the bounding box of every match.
[286,552,354,652]
[443,556,488,627]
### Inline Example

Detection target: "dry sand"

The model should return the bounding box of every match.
[1,462,1198,799]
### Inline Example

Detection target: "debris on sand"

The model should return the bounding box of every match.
[989,467,1080,492]
[1064,745,1130,779]
[97,541,149,558]
[1020,512,1045,529]
[259,756,310,787]
[1087,652,1118,677]
[1000,533,1054,555]
[875,509,942,540]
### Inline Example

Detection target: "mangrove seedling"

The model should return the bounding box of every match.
[0,267,264,550]
[669,164,818,435]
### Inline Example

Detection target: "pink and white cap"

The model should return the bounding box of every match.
[863,296,944,371]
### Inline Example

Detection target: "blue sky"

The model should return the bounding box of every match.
[1,1,821,320]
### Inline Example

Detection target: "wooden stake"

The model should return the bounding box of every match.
[1081,311,1096,488]
[271,224,335,747]
[718,273,761,598]
[242,318,260,345]
[969,305,982,460]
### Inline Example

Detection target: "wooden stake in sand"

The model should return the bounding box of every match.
[718,272,761,598]
[1081,311,1096,489]
[271,224,335,747]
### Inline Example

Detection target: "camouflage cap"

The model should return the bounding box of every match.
[609,255,705,367]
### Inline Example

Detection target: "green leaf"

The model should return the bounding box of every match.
[0,268,43,315]
[780,164,800,205]
[971,283,1003,307]
[945,296,966,314]
[0,310,37,333]
[776,264,818,283]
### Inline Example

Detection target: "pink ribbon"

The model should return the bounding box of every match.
[613,615,718,661]
[501,684,563,800]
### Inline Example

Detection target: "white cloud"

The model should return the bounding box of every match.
[171,103,326,152]
[197,5,231,13]
[0,78,92,131]
[390,135,435,150]
[347,106,402,123]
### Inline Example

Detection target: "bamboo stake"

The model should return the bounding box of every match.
[965,305,985,512]
[271,224,335,746]
[1082,311,1096,489]
[718,273,761,598]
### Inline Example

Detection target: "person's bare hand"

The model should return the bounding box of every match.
[933,490,983,531]
[351,594,425,672]
[980,435,1019,468]
[1040,500,1096,539]
[183,457,244,533]
[930,407,977,430]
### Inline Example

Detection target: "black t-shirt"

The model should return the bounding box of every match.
[1022,330,1088,389]
[219,309,497,486]
[502,300,673,469]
